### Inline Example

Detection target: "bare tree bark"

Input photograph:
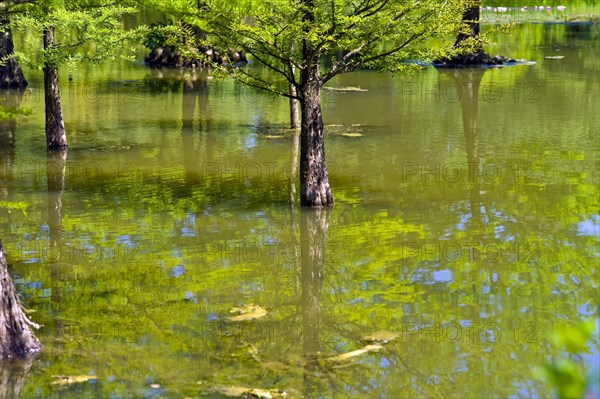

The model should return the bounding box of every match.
[298,0,333,207]
[0,240,42,359]
[43,27,67,150]
[289,83,300,129]
[289,41,299,129]
[299,64,333,207]
[453,0,482,50]
[0,13,27,89]
[436,1,514,66]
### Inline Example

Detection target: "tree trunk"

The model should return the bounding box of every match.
[0,14,27,89]
[299,67,333,207]
[437,1,514,66]
[454,0,481,49]
[43,27,67,150]
[289,83,300,129]
[0,240,42,359]
[298,0,333,207]
[289,41,300,129]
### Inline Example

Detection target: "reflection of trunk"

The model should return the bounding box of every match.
[289,130,299,208]
[197,77,211,133]
[460,70,485,224]
[299,65,333,207]
[0,14,27,89]
[182,129,197,186]
[197,78,213,162]
[182,73,198,130]
[0,89,24,197]
[43,27,67,150]
[443,69,486,224]
[46,149,66,330]
[0,355,37,399]
[0,242,42,359]
[300,208,330,395]
[47,150,66,253]
[181,73,211,187]
[182,74,199,186]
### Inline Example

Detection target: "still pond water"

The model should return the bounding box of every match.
[1,22,599,398]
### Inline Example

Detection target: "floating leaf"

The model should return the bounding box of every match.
[262,135,285,139]
[326,344,383,363]
[324,86,368,92]
[51,375,96,386]
[213,385,293,398]
[361,331,400,344]
[228,304,267,321]
[0,200,29,216]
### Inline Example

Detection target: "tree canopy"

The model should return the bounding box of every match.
[10,0,145,70]
[146,0,469,97]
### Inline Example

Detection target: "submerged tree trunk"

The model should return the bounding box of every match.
[0,14,27,89]
[43,27,67,150]
[299,66,333,207]
[0,241,42,359]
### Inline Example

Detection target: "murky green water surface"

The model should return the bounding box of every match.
[1,21,598,398]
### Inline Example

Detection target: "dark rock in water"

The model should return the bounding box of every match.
[435,51,516,68]
[145,45,247,69]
